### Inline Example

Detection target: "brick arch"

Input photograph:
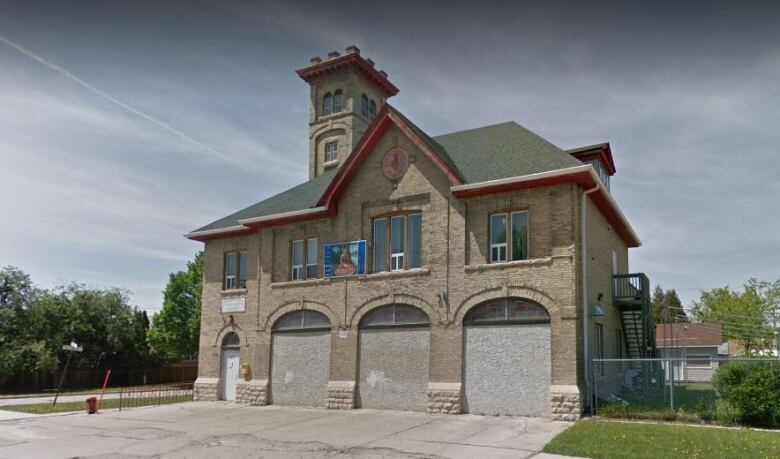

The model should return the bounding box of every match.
[261,300,341,331]
[214,323,249,348]
[453,284,561,324]
[349,293,442,329]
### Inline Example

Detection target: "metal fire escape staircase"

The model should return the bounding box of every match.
[613,273,656,358]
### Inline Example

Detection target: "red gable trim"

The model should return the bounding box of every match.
[185,226,256,243]
[296,53,399,97]
[317,104,464,208]
[452,168,641,248]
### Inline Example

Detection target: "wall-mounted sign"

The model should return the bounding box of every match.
[221,296,246,313]
[382,148,409,180]
[324,240,366,278]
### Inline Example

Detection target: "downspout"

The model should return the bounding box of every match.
[582,180,600,408]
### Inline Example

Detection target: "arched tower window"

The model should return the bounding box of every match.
[322,92,333,116]
[369,100,377,120]
[463,298,550,325]
[333,90,343,113]
[360,304,429,329]
[221,331,240,348]
[360,94,369,117]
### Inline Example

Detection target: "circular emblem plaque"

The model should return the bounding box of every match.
[382,148,409,180]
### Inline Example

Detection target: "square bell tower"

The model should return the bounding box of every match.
[297,46,399,179]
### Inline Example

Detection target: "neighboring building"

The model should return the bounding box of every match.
[185,46,653,420]
[656,322,725,382]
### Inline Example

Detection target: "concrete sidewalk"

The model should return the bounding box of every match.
[0,401,580,458]
[0,392,121,407]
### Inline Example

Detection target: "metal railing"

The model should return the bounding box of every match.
[613,273,649,302]
[118,382,194,411]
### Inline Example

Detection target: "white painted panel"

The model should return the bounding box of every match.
[220,349,240,401]
[270,331,331,407]
[221,296,246,313]
[358,328,429,411]
[463,324,551,416]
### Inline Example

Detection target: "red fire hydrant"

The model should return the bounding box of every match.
[86,397,97,414]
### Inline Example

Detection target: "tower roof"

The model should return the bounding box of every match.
[296,46,399,98]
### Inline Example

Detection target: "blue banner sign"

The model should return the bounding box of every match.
[324,240,366,278]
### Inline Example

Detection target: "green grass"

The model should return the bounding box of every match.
[543,420,780,459]
[0,395,192,414]
[0,384,190,398]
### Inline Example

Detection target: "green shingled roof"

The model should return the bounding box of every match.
[191,114,584,234]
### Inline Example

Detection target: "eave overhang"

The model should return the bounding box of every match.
[567,142,617,176]
[296,53,399,98]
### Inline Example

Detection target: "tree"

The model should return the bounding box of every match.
[147,252,203,362]
[691,284,769,353]
[651,284,688,324]
[0,266,37,309]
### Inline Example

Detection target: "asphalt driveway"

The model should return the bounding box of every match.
[0,401,574,458]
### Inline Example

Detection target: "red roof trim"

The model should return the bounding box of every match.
[452,170,640,248]
[296,53,399,97]
[187,227,256,243]
[317,104,464,208]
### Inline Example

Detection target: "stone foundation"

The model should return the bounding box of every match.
[194,377,218,401]
[326,380,356,409]
[237,379,268,405]
[550,385,581,421]
[426,382,461,414]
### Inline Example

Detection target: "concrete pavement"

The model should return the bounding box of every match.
[0,401,578,458]
[0,392,121,406]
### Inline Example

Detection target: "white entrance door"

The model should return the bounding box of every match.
[220,349,240,401]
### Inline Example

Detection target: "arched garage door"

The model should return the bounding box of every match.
[463,298,551,416]
[270,310,331,407]
[358,304,430,411]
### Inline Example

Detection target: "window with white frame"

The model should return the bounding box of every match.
[489,211,528,263]
[324,141,338,163]
[686,354,713,368]
[291,238,318,281]
[322,92,333,116]
[224,250,248,289]
[373,213,422,272]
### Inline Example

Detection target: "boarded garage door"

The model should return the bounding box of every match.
[463,298,551,417]
[358,304,430,411]
[270,310,331,407]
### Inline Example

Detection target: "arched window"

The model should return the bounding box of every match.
[272,309,331,332]
[369,100,377,120]
[322,92,333,116]
[360,94,369,117]
[333,90,343,113]
[360,304,429,329]
[463,298,549,325]
[221,332,240,348]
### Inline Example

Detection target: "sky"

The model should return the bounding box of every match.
[1,0,779,314]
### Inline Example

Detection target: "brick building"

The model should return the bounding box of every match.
[185,46,653,420]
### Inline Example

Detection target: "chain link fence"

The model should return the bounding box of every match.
[592,357,780,425]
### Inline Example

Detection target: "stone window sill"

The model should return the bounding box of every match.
[270,268,430,288]
[271,278,332,289]
[220,289,247,297]
[464,257,553,273]
[359,267,430,281]
[324,160,339,169]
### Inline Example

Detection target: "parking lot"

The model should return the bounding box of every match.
[0,401,573,458]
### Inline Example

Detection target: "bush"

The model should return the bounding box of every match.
[713,361,780,427]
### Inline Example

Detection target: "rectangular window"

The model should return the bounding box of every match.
[407,213,422,269]
[324,141,338,163]
[224,250,248,290]
[373,213,422,272]
[373,218,388,272]
[687,354,713,368]
[390,215,405,271]
[490,213,507,262]
[291,240,304,281]
[615,329,623,359]
[306,238,318,279]
[491,211,529,263]
[594,323,604,376]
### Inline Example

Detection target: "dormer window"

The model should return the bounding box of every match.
[333,90,343,113]
[322,92,333,116]
[588,159,610,190]
[360,94,369,117]
[369,100,377,120]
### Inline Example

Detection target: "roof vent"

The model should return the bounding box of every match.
[346,45,360,54]
[309,56,322,65]
[328,50,341,59]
